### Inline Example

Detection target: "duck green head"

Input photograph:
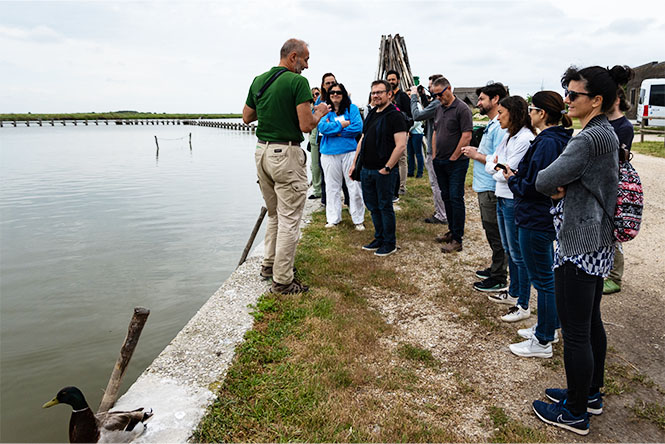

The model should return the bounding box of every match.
[43,386,89,411]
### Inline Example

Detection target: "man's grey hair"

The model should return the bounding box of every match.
[433,76,451,89]
[280,39,308,59]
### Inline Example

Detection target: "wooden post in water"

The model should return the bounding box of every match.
[98,307,150,413]
[237,206,268,268]
[189,132,192,151]
[154,136,159,157]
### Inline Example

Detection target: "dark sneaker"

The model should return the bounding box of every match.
[260,265,273,280]
[475,267,491,279]
[473,277,508,292]
[532,399,589,435]
[362,239,382,251]
[435,231,453,243]
[441,239,462,253]
[270,278,309,294]
[424,215,447,224]
[375,245,398,257]
[308,194,320,200]
[545,388,603,415]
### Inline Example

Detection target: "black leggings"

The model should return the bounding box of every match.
[555,262,606,417]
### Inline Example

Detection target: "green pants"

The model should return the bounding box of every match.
[309,130,322,197]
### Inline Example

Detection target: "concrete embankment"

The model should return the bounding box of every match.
[112,199,320,443]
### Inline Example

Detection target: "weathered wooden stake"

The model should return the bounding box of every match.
[189,132,192,151]
[237,206,268,268]
[154,136,159,157]
[98,307,150,413]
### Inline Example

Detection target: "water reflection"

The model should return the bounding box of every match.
[0,123,266,442]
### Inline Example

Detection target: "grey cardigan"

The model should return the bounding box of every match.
[410,94,441,153]
[536,115,619,256]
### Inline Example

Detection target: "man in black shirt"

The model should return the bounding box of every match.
[387,69,411,197]
[349,80,408,257]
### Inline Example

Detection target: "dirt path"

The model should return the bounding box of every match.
[364,152,664,441]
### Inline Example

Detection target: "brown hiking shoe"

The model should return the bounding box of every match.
[270,278,309,294]
[260,265,273,279]
[435,231,453,243]
[441,239,463,253]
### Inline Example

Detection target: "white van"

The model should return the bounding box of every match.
[636,78,665,126]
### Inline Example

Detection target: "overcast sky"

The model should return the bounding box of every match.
[1,0,663,114]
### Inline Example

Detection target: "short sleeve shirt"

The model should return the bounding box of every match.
[362,104,408,169]
[245,66,312,142]
[433,97,473,160]
[609,116,634,151]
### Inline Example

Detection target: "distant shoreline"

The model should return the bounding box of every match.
[0,112,241,120]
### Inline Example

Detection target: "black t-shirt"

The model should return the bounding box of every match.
[393,90,412,117]
[609,116,634,151]
[362,104,409,169]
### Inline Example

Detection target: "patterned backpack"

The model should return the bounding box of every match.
[613,151,643,242]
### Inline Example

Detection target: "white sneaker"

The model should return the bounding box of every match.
[501,305,531,322]
[355,223,365,231]
[518,324,559,343]
[325,222,338,228]
[488,291,518,305]
[509,337,553,358]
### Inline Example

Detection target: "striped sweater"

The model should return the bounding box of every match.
[536,115,619,256]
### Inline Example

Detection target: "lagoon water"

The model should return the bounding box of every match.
[0,123,269,442]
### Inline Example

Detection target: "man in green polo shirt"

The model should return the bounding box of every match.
[243,38,329,294]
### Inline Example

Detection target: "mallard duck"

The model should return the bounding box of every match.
[43,386,153,443]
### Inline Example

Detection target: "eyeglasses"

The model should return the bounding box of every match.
[329,90,343,96]
[313,92,320,97]
[370,90,388,96]
[528,106,543,112]
[564,89,594,101]
[431,86,449,98]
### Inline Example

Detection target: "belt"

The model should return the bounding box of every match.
[257,139,301,146]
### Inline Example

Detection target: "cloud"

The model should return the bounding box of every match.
[597,18,655,35]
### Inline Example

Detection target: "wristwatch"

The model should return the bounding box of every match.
[384,165,391,172]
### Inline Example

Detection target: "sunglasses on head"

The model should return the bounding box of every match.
[564,89,594,101]
[329,90,343,96]
[431,86,449,98]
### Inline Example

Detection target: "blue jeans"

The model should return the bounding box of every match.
[361,168,398,248]
[496,197,531,308]
[407,133,424,177]
[433,157,469,243]
[519,227,559,343]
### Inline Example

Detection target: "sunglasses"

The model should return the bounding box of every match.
[329,90,343,96]
[431,86,449,98]
[564,89,594,101]
[528,105,543,112]
[313,92,320,97]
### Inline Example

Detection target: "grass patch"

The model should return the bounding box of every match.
[631,401,665,431]
[488,406,547,443]
[632,141,665,158]
[397,342,440,368]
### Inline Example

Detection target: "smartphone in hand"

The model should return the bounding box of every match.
[495,163,508,173]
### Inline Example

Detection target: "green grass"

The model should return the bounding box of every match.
[632,141,665,158]
[488,406,547,443]
[0,112,240,121]
[631,401,665,431]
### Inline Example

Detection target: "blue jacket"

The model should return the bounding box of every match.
[508,125,573,232]
[318,103,363,155]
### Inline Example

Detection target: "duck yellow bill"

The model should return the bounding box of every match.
[42,398,60,408]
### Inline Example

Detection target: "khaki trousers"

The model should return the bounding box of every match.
[255,142,308,285]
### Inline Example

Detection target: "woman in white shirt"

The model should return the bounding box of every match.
[484,96,536,322]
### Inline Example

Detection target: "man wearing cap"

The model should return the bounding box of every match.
[243,38,329,294]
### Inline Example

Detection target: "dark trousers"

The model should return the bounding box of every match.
[433,157,469,243]
[407,133,424,177]
[478,191,507,281]
[555,262,606,417]
[361,168,398,248]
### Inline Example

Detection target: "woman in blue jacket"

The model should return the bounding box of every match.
[503,91,573,358]
[318,83,365,230]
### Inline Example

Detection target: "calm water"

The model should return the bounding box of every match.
[0,123,268,442]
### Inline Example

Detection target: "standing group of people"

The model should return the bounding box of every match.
[243,38,636,436]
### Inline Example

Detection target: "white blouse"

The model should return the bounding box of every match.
[485,126,535,199]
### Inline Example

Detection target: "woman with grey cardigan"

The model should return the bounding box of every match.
[532,65,633,436]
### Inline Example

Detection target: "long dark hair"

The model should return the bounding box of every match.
[320,72,335,102]
[532,91,572,127]
[561,65,634,113]
[328,83,351,116]
[499,95,535,138]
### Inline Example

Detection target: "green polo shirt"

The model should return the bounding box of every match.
[245,66,312,143]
